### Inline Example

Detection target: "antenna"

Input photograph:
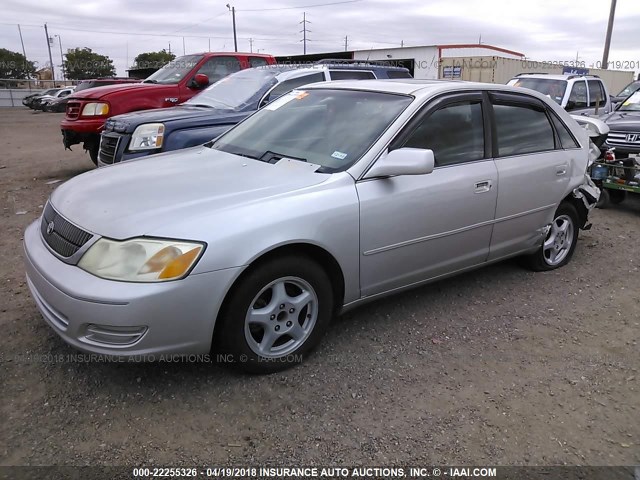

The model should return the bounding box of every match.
[366,46,374,62]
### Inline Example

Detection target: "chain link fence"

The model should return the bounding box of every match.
[0,79,77,107]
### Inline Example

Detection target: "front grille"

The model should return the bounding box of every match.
[607,130,640,147]
[98,133,121,164]
[40,203,93,258]
[66,101,81,119]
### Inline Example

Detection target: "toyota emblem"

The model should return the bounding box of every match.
[46,221,55,235]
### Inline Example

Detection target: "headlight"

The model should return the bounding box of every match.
[129,123,165,151]
[81,102,110,116]
[78,238,205,282]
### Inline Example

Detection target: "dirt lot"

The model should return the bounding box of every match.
[0,108,638,467]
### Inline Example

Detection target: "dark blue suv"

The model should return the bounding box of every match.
[97,61,411,166]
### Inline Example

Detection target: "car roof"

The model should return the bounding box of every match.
[512,74,599,81]
[248,63,409,81]
[302,79,560,99]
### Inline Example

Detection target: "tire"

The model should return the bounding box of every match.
[86,142,99,166]
[596,188,610,209]
[525,202,579,272]
[216,255,334,374]
[609,189,626,205]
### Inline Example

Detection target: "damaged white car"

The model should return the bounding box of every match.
[25,81,603,373]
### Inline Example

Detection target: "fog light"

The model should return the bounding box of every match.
[81,324,148,346]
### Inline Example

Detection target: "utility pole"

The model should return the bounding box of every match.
[299,12,311,55]
[44,23,55,83]
[17,24,30,90]
[601,0,617,69]
[168,41,171,54]
[182,37,186,55]
[401,40,404,48]
[227,4,238,52]
[54,35,65,81]
[208,38,211,52]
[249,38,254,53]
[344,35,348,52]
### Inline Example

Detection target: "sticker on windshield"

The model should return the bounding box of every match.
[331,151,348,160]
[264,91,299,111]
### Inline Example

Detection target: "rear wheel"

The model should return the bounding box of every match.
[525,202,579,272]
[609,189,626,204]
[596,188,610,209]
[216,256,333,374]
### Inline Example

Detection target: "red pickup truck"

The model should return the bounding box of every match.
[61,52,276,164]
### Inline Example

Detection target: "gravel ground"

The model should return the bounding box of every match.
[0,108,638,467]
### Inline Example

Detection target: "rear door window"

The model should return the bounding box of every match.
[328,70,376,80]
[587,80,606,108]
[492,100,555,156]
[566,81,587,110]
[195,56,242,83]
[263,72,325,103]
[386,70,412,79]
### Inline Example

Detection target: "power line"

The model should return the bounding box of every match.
[0,22,293,42]
[240,0,362,12]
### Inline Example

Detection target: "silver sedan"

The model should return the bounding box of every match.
[24,80,600,373]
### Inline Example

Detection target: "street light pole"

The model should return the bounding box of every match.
[601,0,617,69]
[226,4,238,52]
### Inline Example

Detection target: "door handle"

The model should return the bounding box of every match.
[474,180,492,193]
[556,165,567,176]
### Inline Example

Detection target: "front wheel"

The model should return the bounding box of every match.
[84,140,99,166]
[525,202,579,272]
[216,256,334,374]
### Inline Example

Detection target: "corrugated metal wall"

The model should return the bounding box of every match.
[439,56,634,94]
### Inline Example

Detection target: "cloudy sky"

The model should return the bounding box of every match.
[1,0,638,77]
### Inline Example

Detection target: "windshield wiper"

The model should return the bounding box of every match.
[186,103,215,109]
[260,151,307,164]
[207,99,236,109]
[143,79,158,84]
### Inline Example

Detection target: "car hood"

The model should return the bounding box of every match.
[107,105,243,132]
[68,82,166,100]
[603,110,640,131]
[50,147,329,239]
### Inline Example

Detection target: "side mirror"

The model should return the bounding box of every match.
[190,74,209,88]
[364,148,435,179]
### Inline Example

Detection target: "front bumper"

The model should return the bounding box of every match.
[23,221,241,358]
[60,118,106,148]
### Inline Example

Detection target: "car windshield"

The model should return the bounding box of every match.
[210,88,413,172]
[618,90,640,111]
[185,68,279,110]
[617,82,640,98]
[144,55,204,85]
[512,78,567,104]
[41,89,60,96]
